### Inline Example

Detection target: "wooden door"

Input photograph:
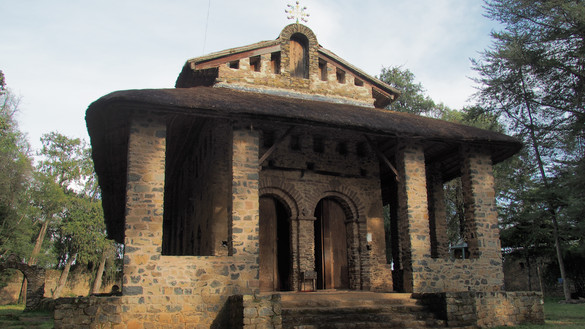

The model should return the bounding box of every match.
[260,197,278,291]
[315,199,349,289]
[259,196,292,291]
[290,38,308,78]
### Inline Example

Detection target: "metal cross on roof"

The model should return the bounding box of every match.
[286,1,310,24]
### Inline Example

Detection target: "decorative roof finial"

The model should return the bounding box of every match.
[286,1,309,24]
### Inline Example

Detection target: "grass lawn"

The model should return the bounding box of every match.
[0,304,53,329]
[494,299,585,329]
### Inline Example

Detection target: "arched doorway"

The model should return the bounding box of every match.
[314,198,349,289]
[259,196,292,291]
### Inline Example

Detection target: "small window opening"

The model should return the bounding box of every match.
[356,142,368,157]
[250,55,261,72]
[263,131,275,148]
[228,60,240,69]
[271,52,281,74]
[313,136,324,153]
[336,142,348,155]
[290,135,301,151]
[360,168,368,177]
[354,78,364,87]
[336,68,346,84]
[319,60,328,81]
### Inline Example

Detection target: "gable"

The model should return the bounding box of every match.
[176,24,400,108]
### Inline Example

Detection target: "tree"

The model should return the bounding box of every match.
[473,0,585,300]
[0,71,34,260]
[378,65,447,116]
[35,132,108,297]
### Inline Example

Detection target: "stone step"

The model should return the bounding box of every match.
[279,292,419,308]
[282,309,445,327]
[279,291,448,329]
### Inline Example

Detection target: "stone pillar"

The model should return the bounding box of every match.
[396,141,431,293]
[297,217,315,290]
[461,148,502,260]
[123,114,166,296]
[427,164,449,258]
[231,129,261,292]
[347,220,362,290]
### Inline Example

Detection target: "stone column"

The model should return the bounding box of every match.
[461,148,502,260]
[396,141,431,293]
[123,113,166,297]
[297,217,315,290]
[427,164,449,259]
[347,220,362,290]
[231,129,261,292]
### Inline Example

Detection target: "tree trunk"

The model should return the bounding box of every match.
[19,219,50,304]
[90,250,107,294]
[520,71,571,301]
[52,253,77,299]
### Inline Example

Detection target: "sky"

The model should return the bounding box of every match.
[2,0,498,152]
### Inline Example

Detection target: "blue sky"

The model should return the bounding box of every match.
[2,0,498,151]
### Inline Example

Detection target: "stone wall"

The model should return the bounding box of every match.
[257,124,392,292]
[443,291,544,327]
[115,114,262,328]
[54,295,123,329]
[54,293,283,329]
[207,24,376,108]
[395,143,504,293]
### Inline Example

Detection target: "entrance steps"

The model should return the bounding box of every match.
[278,291,467,329]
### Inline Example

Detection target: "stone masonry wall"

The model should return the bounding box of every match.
[396,141,431,293]
[213,24,376,108]
[395,143,504,293]
[444,291,544,327]
[257,124,391,292]
[109,114,262,328]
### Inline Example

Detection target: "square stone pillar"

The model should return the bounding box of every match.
[396,141,431,293]
[231,129,261,290]
[296,218,315,290]
[426,164,449,259]
[461,148,502,260]
[123,114,166,296]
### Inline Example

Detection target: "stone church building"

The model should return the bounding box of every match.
[55,24,543,328]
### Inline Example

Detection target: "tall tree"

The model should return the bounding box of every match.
[473,0,585,300]
[0,71,34,260]
[35,132,107,298]
[378,66,447,116]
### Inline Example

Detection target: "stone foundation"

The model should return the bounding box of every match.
[416,291,544,328]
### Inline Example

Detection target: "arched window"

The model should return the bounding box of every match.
[289,33,309,79]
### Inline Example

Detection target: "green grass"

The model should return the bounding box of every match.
[0,304,53,329]
[494,299,585,329]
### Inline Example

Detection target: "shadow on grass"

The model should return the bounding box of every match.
[0,304,53,329]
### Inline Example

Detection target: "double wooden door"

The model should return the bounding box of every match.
[315,199,349,289]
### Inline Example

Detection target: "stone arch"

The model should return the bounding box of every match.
[279,24,319,48]
[278,24,319,80]
[0,254,46,311]
[309,190,363,222]
[259,186,299,221]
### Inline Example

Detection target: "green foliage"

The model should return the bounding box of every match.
[0,72,34,260]
[54,196,106,267]
[474,0,585,299]
[378,65,447,116]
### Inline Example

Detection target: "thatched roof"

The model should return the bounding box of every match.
[87,86,521,242]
